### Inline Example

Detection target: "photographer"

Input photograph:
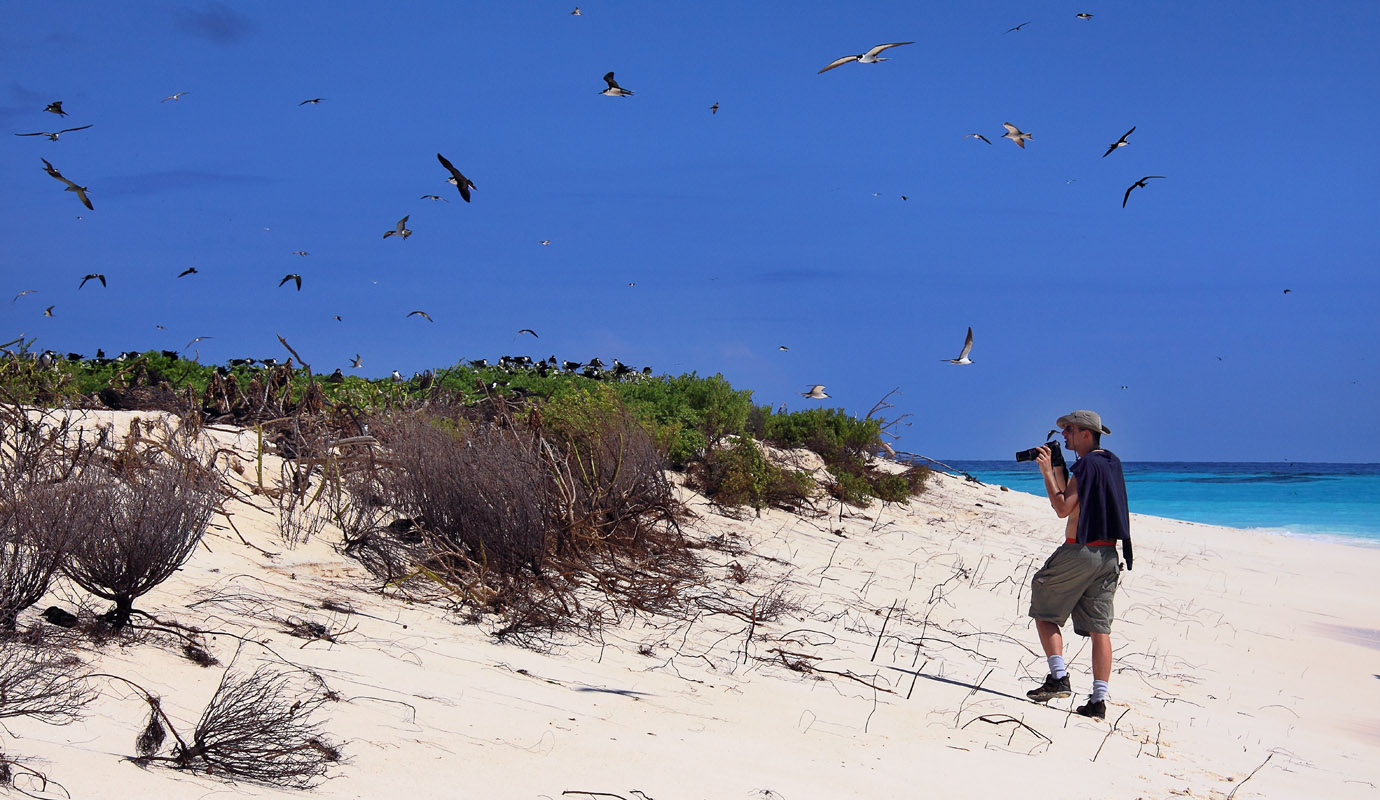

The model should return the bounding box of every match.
[1023,410,1132,720]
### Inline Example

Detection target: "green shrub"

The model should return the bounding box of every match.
[871,466,932,503]
[826,464,876,508]
[615,373,754,466]
[692,438,815,511]
[762,407,881,464]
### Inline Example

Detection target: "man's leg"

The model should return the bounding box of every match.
[1037,620,1064,659]
[1027,620,1071,701]
[1089,632,1111,682]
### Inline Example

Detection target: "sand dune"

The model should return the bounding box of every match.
[6,410,1378,799]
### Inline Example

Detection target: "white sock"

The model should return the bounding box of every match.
[1091,679,1109,703]
[1047,655,1067,680]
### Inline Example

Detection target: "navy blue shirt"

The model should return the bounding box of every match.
[1071,449,1133,569]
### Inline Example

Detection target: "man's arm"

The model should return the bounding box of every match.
[1036,446,1079,518]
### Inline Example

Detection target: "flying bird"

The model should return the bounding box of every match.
[710,102,719,114]
[436,153,475,202]
[1076,13,1094,20]
[177,266,198,277]
[78,273,105,289]
[383,216,412,239]
[1283,289,1292,294]
[1001,122,1032,149]
[185,336,212,349]
[351,354,363,369]
[40,158,93,209]
[817,42,913,74]
[800,385,830,399]
[942,327,974,365]
[15,124,93,141]
[539,239,551,246]
[600,72,634,97]
[44,101,66,116]
[1101,126,1136,158]
[291,250,310,256]
[517,328,538,338]
[299,97,323,105]
[12,289,36,302]
[279,273,302,290]
[571,6,581,15]
[964,133,992,144]
[161,92,189,102]
[778,345,789,351]
[1122,176,1166,208]
[420,194,448,202]
[1005,22,1030,33]
[43,305,54,317]
[407,310,433,322]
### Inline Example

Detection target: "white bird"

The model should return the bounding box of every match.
[351,354,363,369]
[15,124,93,141]
[801,385,830,399]
[1001,122,1032,149]
[817,42,913,74]
[383,216,411,239]
[964,133,992,144]
[161,91,189,102]
[942,327,974,364]
[390,370,404,383]
[600,72,633,97]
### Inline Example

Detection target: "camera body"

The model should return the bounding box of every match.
[1016,440,1064,468]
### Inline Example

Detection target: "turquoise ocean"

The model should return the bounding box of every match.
[938,461,1380,547]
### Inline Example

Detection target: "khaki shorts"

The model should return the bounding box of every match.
[1028,543,1120,636]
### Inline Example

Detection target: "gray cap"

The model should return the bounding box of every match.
[1057,409,1110,435]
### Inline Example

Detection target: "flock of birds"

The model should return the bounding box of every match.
[12,9,1171,405]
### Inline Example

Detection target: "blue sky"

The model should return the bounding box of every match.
[2,2,1377,462]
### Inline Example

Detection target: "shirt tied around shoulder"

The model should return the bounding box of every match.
[1070,449,1133,570]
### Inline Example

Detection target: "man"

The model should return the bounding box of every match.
[1025,410,1132,720]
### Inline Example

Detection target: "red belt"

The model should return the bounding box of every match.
[1067,539,1116,546]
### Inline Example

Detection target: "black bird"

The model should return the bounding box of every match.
[1005,21,1030,33]
[1122,176,1166,208]
[40,158,93,210]
[78,273,105,289]
[562,360,581,372]
[469,358,489,368]
[15,124,92,141]
[420,194,448,202]
[44,101,66,116]
[407,310,433,322]
[1076,13,1094,20]
[43,305,54,317]
[600,71,633,97]
[517,328,538,338]
[177,266,198,277]
[436,153,475,202]
[325,368,345,383]
[299,97,324,105]
[1101,126,1136,158]
[279,273,302,290]
[710,102,719,114]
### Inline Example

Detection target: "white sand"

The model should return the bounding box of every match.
[7,411,1379,799]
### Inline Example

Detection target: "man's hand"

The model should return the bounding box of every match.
[1034,445,1054,477]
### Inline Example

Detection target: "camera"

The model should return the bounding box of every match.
[1016,440,1064,467]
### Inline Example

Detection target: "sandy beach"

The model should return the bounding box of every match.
[6,411,1379,800]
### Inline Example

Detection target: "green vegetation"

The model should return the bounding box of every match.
[0,344,928,510]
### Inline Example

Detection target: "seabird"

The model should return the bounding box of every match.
[1283,289,1292,294]
[14,124,93,141]
[539,239,551,245]
[177,266,198,277]
[333,315,342,321]
[44,101,66,116]
[78,273,105,289]
[407,310,433,322]
[801,385,830,399]
[942,327,974,364]
[817,42,913,74]
[1001,122,1032,149]
[279,273,302,290]
[420,194,448,202]
[571,6,581,15]
[390,370,404,383]
[1122,176,1166,208]
[710,102,719,114]
[964,133,992,144]
[40,158,93,209]
[292,250,310,256]
[436,153,475,202]
[383,216,412,239]
[185,336,212,349]
[517,328,538,338]
[43,305,54,317]
[12,289,36,302]
[779,345,789,351]
[351,353,363,369]
[299,97,323,105]
[1101,126,1136,158]
[600,72,633,97]
[161,92,189,102]
[1004,22,1030,33]
[1076,13,1094,20]
[325,368,344,383]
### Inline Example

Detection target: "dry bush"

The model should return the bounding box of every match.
[0,482,92,630]
[0,643,93,724]
[62,439,220,630]
[352,403,695,645]
[133,665,339,788]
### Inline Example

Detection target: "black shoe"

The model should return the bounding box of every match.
[1075,698,1106,720]
[1026,673,1071,702]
